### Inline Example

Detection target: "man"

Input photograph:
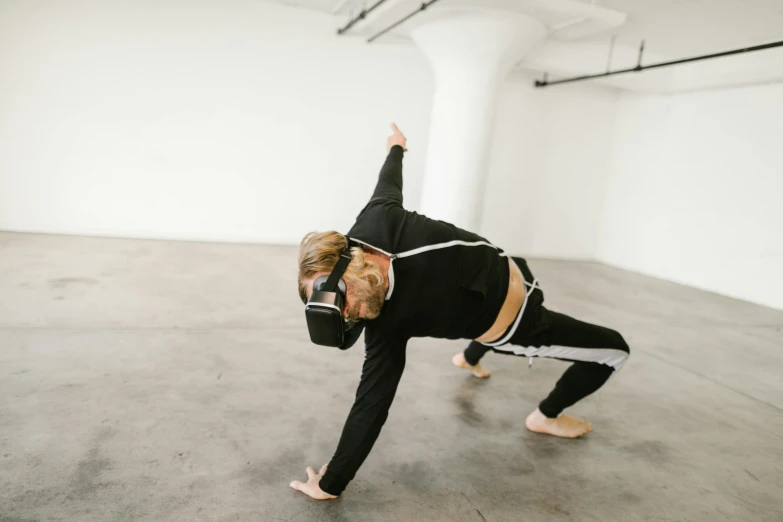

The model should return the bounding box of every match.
[291,123,630,500]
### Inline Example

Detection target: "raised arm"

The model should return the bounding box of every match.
[290,328,408,498]
[370,123,408,205]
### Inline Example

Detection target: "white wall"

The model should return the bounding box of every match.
[0,0,622,259]
[599,83,783,310]
[4,1,778,311]
[480,71,619,260]
[0,0,433,245]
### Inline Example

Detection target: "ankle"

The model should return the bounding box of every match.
[537,405,560,419]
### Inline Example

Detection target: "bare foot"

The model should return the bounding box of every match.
[525,408,592,438]
[452,352,491,379]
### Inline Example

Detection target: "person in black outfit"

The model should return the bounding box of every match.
[291,124,630,500]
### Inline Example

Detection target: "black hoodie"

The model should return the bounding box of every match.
[318,145,511,495]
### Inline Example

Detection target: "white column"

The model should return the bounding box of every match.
[411,10,546,231]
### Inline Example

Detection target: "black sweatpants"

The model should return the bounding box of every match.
[465,258,630,418]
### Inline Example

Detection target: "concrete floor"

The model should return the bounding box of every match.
[1,231,782,522]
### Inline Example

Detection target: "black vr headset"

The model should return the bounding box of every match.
[305,241,354,348]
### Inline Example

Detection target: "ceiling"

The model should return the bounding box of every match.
[262,0,783,92]
[581,0,783,59]
[273,0,783,56]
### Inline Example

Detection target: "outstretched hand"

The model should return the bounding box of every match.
[289,464,338,500]
[387,122,408,152]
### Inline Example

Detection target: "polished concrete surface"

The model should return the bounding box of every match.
[1,231,781,521]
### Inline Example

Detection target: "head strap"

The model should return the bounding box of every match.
[322,243,352,292]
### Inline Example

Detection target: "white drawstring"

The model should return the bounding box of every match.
[524,280,539,370]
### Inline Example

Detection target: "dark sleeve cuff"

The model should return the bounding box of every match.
[319,469,350,496]
[389,144,404,157]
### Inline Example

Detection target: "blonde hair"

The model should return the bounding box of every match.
[297,231,384,304]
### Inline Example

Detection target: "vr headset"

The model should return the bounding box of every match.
[305,242,353,348]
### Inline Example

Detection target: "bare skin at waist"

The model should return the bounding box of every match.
[474,257,526,343]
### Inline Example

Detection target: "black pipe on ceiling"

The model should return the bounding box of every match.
[367,0,443,43]
[534,39,783,88]
[337,0,391,35]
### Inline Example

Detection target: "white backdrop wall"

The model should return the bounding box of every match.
[0,0,621,258]
[0,0,434,245]
[3,1,780,311]
[599,83,783,311]
[480,71,619,260]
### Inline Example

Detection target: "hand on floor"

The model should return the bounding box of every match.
[289,464,338,500]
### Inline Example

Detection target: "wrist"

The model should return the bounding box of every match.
[319,469,349,496]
